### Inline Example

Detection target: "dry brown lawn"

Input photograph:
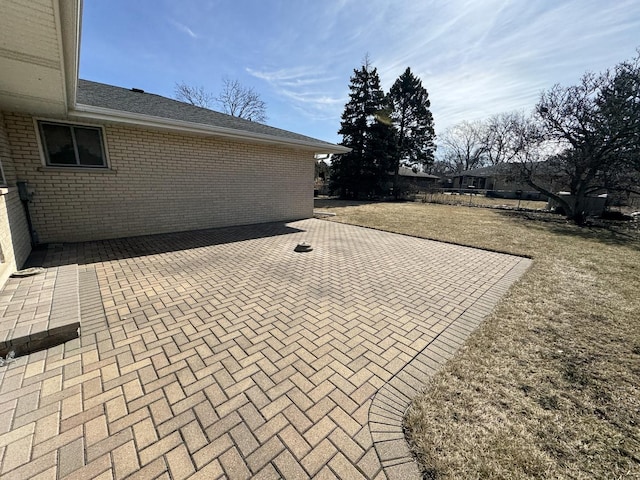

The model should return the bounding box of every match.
[418,191,548,211]
[315,199,640,480]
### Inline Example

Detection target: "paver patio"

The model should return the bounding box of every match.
[0,218,530,479]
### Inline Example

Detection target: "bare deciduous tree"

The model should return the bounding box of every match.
[174,78,267,123]
[174,82,214,108]
[215,77,267,123]
[438,120,487,173]
[512,51,640,224]
[438,112,530,173]
[487,51,640,224]
[484,111,528,165]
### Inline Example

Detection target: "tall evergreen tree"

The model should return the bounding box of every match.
[388,67,435,197]
[363,108,397,194]
[330,58,389,199]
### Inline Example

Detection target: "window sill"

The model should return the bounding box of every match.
[37,166,117,174]
[0,187,9,196]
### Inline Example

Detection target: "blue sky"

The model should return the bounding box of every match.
[80,0,640,145]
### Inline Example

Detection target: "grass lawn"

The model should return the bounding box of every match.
[417,192,548,211]
[315,199,640,479]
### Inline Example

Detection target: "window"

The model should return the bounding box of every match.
[38,121,107,168]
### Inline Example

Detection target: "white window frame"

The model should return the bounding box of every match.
[35,118,110,169]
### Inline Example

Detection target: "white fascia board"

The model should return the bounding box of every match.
[71,104,351,154]
[57,0,82,111]
[52,0,68,112]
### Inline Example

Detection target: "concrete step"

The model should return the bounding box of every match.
[0,263,80,358]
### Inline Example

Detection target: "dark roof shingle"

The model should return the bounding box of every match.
[398,166,440,179]
[76,80,344,151]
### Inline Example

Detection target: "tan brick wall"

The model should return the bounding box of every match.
[3,112,315,243]
[0,111,13,186]
[0,112,31,286]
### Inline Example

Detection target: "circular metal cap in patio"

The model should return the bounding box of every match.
[294,242,313,252]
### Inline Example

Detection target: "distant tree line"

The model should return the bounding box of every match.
[330,57,435,199]
[435,112,528,174]
[435,49,640,224]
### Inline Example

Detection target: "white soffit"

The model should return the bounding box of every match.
[0,0,79,115]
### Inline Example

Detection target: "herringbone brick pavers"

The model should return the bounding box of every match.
[0,219,530,479]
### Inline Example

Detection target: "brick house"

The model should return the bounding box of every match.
[0,0,347,287]
[446,163,559,200]
[447,164,530,192]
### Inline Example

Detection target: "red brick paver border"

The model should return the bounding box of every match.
[0,219,530,479]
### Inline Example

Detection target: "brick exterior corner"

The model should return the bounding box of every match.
[0,112,32,286]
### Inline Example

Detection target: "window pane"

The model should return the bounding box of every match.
[41,123,76,165]
[74,127,105,166]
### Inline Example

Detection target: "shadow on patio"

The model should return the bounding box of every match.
[24,221,306,268]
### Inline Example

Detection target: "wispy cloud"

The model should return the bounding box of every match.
[81,0,640,143]
[168,19,197,39]
[366,0,640,133]
[247,66,345,120]
[248,67,337,88]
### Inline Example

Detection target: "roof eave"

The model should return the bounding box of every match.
[70,104,350,154]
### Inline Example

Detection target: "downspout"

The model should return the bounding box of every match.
[16,181,38,246]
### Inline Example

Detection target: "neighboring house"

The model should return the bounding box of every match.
[446,163,559,199]
[448,164,525,190]
[0,0,347,287]
[395,166,441,191]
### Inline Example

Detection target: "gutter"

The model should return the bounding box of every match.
[70,104,351,155]
[54,0,83,114]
